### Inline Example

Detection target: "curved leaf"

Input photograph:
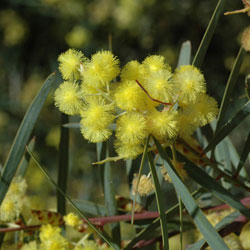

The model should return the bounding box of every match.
[0,72,57,206]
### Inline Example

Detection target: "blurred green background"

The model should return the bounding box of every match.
[0,0,249,210]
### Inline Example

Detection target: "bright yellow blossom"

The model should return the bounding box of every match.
[120,60,145,82]
[54,81,83,115]
[116,112,148,144]
[142,55,171,74]
[147,109,179,141]
[80,97,114,142]
[143,69,173,103]
[63,212,81,228]
[173,65,206,104]
[58,49,85,80]
[183,93,219,126]
[114,140,143,159]
[83,50,120,88]
[114,80,149,111]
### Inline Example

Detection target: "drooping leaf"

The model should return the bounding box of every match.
[0,73,57,206]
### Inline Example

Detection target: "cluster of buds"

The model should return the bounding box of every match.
[54,49,218,160]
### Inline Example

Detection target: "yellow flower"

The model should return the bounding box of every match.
[183,93,219,126]
[147,109,179,141]
[116,112,148,144]
[114,140,143,159]
[173,65,206,104]
[58,49,85,80]
[65,26,90,49]
[40,224,68,250]
[114,80,149,111]
[80,97,114,142]
[54,81,83,115]
[132,174,154,196]
[83,50,120,88]
[142,55,171,74]
[143,69,173,103]
[63,212,81,228]
[120,60,145,82]
[240,221,250,249]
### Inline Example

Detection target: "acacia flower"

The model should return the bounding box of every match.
[116,112,148,144]
[173,65,206,104]
[83,50,120,88]
[58,49,85,81]
[80,97,114,142]
[114,80,149,111]
[142,55,171,74]
[63,212,81,228]
[183,93,219,126]
[147,109,179,141]
[54,81,83,115]
[143,69,173,103]
[114,140,144,159]
[120,60,145,82]
[132,174,154,196]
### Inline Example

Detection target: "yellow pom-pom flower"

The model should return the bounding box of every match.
[144,69,173,103]
[114,140,144,159]
[80,97,114,142]
[114,80,149,111]
[58,49,85,80]
[63,212,81,228]
[132,174,154,196]
[120,60,145,82]
[116,112,148,144]
[142,55,171,74]
[54,81,83,115]
[147,109,179,141]
[83,50,120,88]
[40,224,68,250]
[183,93,219,126]
[20,240,38,250]
[173,65,206,104]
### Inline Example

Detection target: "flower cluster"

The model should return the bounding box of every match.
[0,177,27,222]
[55,49,218,159]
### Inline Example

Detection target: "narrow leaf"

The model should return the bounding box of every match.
[26,146,118,250]
[16,137,36,177]
[189,210,241,250]
[104,146,121,246]
[192,0,226,67]
[72,200,106,216]
[234,131,250,177]
[124,188,205,250]
[154,138,229,250]
[182,155,250,219]
[215,47,246,133]
[62,123,80,128]
[148,151,169,250]
[205,101,250,152]
[177,40,191,67]
[57,113,69,216]
[0,73,57,206]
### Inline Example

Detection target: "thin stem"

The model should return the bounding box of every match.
[224,7,250,15]
[135,80,172,106]
[131,136,150,224]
